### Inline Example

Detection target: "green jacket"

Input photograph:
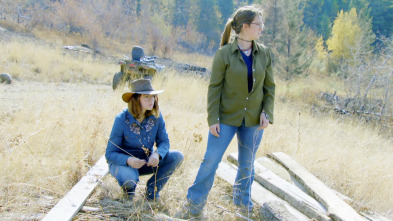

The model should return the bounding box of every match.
[207,39,275,127]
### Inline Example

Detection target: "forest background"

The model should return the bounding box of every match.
[0,0,393,220]
[1,0,392,107]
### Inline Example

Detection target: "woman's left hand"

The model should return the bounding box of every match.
[147,152,160,167]
[259,112,270,129]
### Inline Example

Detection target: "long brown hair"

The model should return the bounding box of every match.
[128,94,160,119]
[220,5,263,47]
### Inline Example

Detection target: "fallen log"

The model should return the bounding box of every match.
[228,153,330,221]
[42,155,109,221]
[216,162,309,221]
[268,152,366,221]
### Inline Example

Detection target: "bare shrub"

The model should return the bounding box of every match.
[329,36,393,135]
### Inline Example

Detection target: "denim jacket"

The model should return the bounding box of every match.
[105,108,170,166]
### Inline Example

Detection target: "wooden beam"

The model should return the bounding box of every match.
[256,157,308,193]
[256,157,353,204]
[216,162,309,221]
[268,152,366,221]
[256,157,294,183]
[228,153,331,221]
[42,155,109,221]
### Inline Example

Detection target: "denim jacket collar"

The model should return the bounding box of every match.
[124,108,154,126]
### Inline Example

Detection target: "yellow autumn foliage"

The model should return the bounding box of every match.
[326,8,362,60]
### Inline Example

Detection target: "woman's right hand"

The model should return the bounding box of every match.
[209,124,220,137]
[127,157,146,169]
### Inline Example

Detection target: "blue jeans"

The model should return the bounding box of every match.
[109,150,183,200]
[186,123,263,214]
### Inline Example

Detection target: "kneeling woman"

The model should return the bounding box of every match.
[106,79,184,202]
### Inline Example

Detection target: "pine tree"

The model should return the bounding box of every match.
[282,0,312,75]
[260,0,284,48]
[217,0,234,28]
[369,0,393,38]
[172,0,191,27]
[262,0,311,76]
[196,0,221,51]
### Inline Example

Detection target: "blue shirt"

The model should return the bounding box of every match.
[105,108,170,166]
[240,49,253,93]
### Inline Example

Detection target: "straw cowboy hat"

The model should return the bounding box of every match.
[122,79,164,102]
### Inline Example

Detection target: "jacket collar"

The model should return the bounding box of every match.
[230,37,259,55]
[124,108,153,125]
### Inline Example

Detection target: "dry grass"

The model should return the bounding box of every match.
[1,37,392,220]
[0,38,116,83]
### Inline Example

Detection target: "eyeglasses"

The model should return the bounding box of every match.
[250,22,265,29]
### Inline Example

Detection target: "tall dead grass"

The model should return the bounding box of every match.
[0,39,392,219]
[0,38,116,83]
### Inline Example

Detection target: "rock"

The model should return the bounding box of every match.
[0,73,12,84]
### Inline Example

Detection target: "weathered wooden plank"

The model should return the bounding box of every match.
[256,157,308,192]
[268,152,366,221]
[256,157,353,204]
[360,211,392,221]
[228,153,331,221]
[42,155,109,221]
[256,157,293,183]
[216,162,309,221]
[260,201,304,221]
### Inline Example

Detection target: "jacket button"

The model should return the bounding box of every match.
[253,69,255,72]
[244,108,247,110]
[246,97,248,100]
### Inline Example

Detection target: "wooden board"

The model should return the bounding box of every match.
[256,157,308,192]
[256,157,294,183]
[256,157,353,204]
[42,155,109,221]
[228,153,330,221]
[216,162,309,221]
[360,211,392,221]
[268,152,366,221]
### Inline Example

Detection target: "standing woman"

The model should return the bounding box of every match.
[106,79,184,204]
[184,5,275,218]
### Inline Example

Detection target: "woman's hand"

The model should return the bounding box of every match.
[147,152,160,167]
[209,124,220,137]
[127,157,146,169]
[259,112,270,129]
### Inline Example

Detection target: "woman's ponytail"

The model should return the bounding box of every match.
[220,19,234,47]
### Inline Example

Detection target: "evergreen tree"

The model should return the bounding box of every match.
[281,0,312,75]
[369,0,393,38]
[217,0,234,28]
[260,0,284,48]
[172,0,191,27]
[196,0,221,51]
[262,0,312,76]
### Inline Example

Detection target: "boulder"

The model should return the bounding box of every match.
[0,73,12,84]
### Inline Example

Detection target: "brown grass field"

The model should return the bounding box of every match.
[1,34,393,220]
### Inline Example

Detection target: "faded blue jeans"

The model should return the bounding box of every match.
[109,150,183,200]
[186,122,264,214]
